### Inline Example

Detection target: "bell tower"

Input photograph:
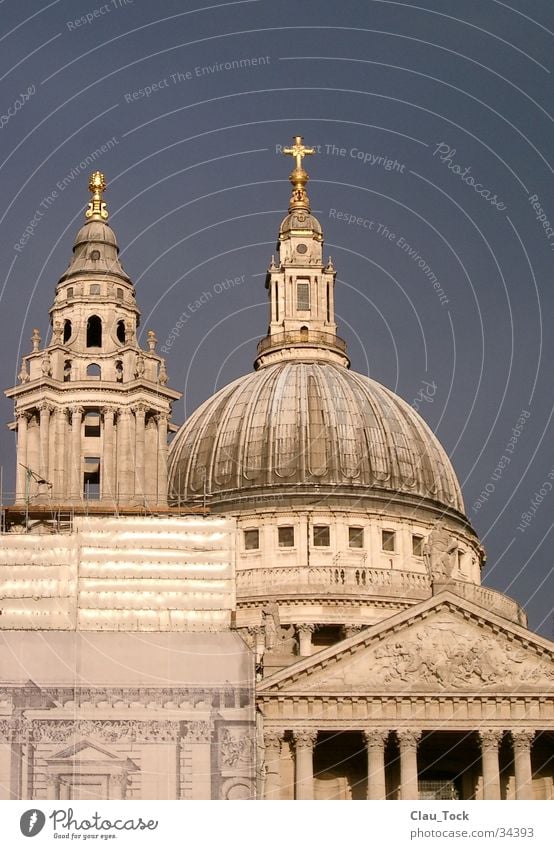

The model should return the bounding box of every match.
[255,136,349,369]
[5,172,181,517]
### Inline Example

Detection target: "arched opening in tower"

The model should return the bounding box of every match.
[86,315,102,348]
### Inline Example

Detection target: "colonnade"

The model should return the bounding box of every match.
[14,405,169,507]
[263,728,537,800]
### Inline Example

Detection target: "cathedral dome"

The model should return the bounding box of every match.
[168,360,464,515]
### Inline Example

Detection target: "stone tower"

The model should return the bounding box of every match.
[5,172,180,518]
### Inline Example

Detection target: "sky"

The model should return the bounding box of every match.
[0,0,552,636]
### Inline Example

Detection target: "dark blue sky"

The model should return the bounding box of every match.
[0,0,552,635]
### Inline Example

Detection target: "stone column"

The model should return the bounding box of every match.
[134,404,146,504]
[364,730,388,800]
[38,403,52,493]
[69,406,83,502]
[53,407,67,500]
[264,730,284,800]
[101,408,115,502]
[293,729,318,800]
[145,417,158,507]
[156,413,169,506]
[296,624,315,657]
[512,730,534,800]
[397,729,421,800]
[15,412,29,503]
[118,409,134,504]
[479,730,502,800]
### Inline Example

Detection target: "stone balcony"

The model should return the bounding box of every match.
[236,566,527,625]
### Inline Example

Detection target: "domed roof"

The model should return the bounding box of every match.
[168,361,464,514]
[59,218,131,284]
[279,210,323,239]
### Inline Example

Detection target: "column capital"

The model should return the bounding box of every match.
[101,406,115,418]
[296,623,316,634]
[264,729,285,750]
[478,729,503,748]
[69,405,84,417]
[38,401,54,414]
[155,412,169,424]
[363,729,389,750]
[396,729,422,750]
[15,410,31,422]
[511,729,535,752]
[292,729,318,748]
[133,402,148,415]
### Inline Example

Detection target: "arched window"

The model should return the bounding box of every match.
[63,359,72,382]
[115,360,123,383]
[86,315,102,348]
[63,319,72,343]
[86,363,101,379]
[300,325,309,340]
[116,320,126,343]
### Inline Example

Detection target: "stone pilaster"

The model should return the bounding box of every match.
[134,404,146,504]
[263,729,284,800]
[69,406,83,501]
[156,413,168,506]
[101,407,115,502]
[292,729,318,800]
[397,729,421,801]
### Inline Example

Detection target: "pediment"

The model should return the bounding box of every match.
[51,738,122,762]
[260,592,554,695]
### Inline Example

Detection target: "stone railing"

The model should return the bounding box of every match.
[256,330,347,355]
[237,568,527,625]
[237,565,431,600]
[433,579,527,626]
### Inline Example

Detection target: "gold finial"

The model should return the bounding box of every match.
[86,171,109,220]
[283,135,316,212]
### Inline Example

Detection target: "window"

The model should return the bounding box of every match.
[63,359,72,382]
[90,284,101,295]
[86,363,101,379]
[116,320,126,343]
[382,530,396,552]
[83,457,100,499]
[457,550,464,570]
[244,529,259,550]
[115,360,123,383]
[84,412,101,437]
[313,525,330,546]
[66,287,74,299]
[349,527,364,548]
[412,535,424,557]
[296,280,310,311]
[63,319,72,343]
[86,315,102,347]
[116,288,124,300]
[278,526,294,547]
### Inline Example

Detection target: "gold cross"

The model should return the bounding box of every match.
[283,135,315,171]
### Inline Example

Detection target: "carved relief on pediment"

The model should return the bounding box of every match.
[304,614,554,692]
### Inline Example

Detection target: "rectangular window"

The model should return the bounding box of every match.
[83,457,100,500]
[296,280,310,311]
[84,412,101,437]
[412,535,424,557]
[278,526,294,547]
[313,525,330,546]
[67,287,74,299]
[90,284,101,295]
[382,530,396,552]
[244,529,259,550]
[349,527,364,548]
[116,288,124,300]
